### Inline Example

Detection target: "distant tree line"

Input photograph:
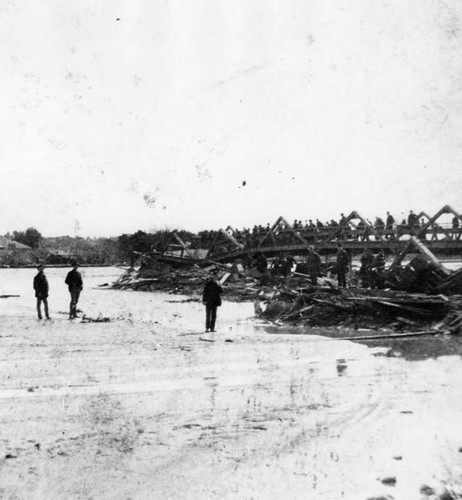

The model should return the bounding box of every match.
[11,228,43,249]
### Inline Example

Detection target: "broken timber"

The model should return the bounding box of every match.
[391,236,449,272]
[335,330,450,341]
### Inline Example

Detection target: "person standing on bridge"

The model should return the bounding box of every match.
[374,217,385,239]
[385,212,395,240]
[202,273,223,333]
[407,210,419,235]
[65,261,83,319]
[452,216,460,240]
[33,264,50,320]
[336,243,349,288]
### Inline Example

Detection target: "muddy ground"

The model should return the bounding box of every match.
[1,268,462,499]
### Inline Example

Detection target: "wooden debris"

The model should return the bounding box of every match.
[372,300,433,316]
[258,286,458,332]
[110,252,462,333]
[81,315,111,323]
[336,330,449,341]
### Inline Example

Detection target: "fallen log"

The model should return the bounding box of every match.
[373,299,433,316]
[337,330,449,341]
[282,304,314,320]
[311,298,354,310]
[81,315,110,323]
[448,314,462,326]
[292,271,313,280]
[396,316,418,326]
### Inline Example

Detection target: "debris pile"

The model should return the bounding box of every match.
[257,286,462,334]
[384,256,450,293]
[112,261,225,297]
[111,259,337,302]
[112,261,260,301]
[112,253,462,333]
[433,267,462,295]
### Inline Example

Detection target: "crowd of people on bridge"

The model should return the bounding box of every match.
[173,209,461,259]
[224,210,461,248]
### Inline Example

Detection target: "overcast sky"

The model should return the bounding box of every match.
[1,0,461,237]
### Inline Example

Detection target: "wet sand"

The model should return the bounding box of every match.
[1,268,462,499]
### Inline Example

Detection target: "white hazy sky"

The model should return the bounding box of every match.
[1,0,461,237]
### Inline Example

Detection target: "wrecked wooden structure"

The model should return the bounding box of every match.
[206,205,462,262]
[114,206,462,333]
[143,205,462,265]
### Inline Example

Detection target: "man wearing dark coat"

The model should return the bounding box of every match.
[452,216,460,240]
[33,264,50,320]
[385,212,395,240]
[202,275,223,332]
[336,243,349,288]
[386,212,395,230]
[407,210,419,234]
[65,261,83,319]
[306,246,322,286]
[371,250,386,289]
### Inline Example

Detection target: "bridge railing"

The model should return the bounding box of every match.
[227,225,462,250]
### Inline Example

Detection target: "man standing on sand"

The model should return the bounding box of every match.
[202,273,223,333]
[33,264,50,320]
[65,261,83,319]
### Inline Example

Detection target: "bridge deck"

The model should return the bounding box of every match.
[209,238,462,262]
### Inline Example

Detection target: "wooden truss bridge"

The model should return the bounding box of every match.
[157,205,462,265]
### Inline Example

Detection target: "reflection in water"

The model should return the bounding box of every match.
[241,320,462,364]
[360,335,462,362]
[336,359,348,376]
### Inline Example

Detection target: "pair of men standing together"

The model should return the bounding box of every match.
[305,243,349,288]
[33,262,83,320]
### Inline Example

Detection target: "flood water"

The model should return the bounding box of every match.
[1,267,462,499]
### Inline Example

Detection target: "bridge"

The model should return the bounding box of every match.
[156,205,462,266]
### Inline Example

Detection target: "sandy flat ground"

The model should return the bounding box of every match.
[1,268,462,500]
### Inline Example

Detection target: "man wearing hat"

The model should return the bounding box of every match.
[202,272,223,332]
[306,246,322,286]
[65,261,83,319]
[336,243,349,288]
[33,264,50,319]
